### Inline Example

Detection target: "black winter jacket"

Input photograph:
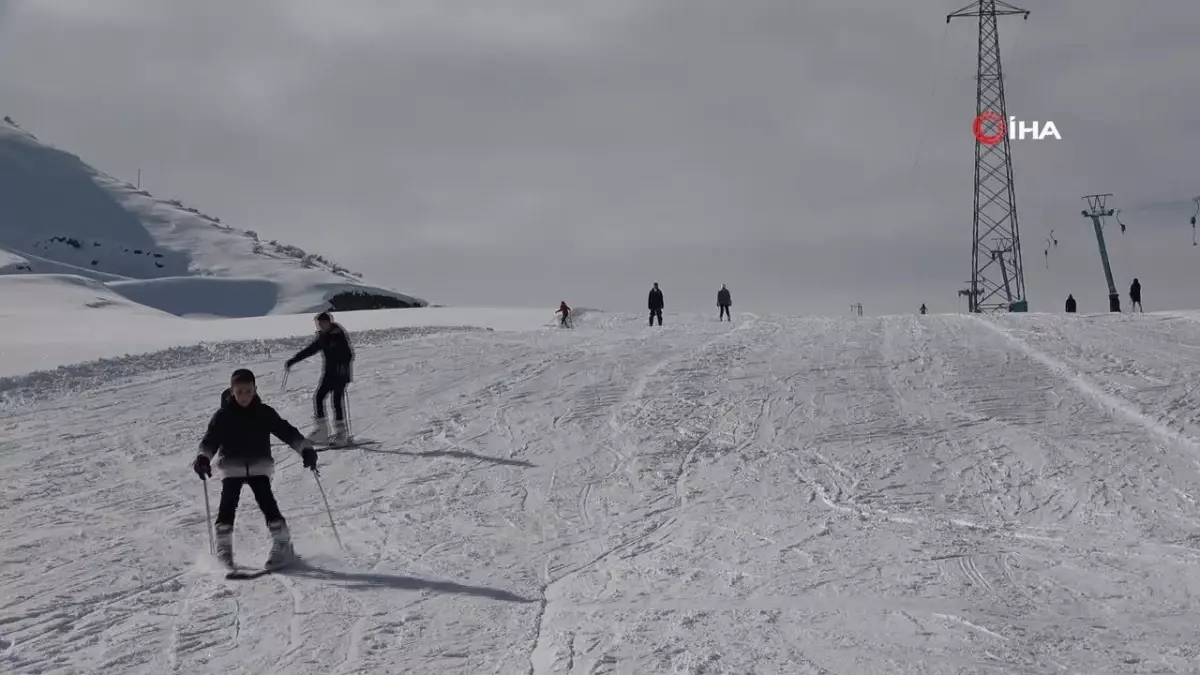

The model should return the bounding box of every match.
[287,323,354,380]
[648,288,664,310]
[717,288,731,306]
[199,389,308,477]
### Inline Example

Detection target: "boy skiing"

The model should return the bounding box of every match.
[557,301,571,328]
[193,368,317,571]
[285,311,355,445]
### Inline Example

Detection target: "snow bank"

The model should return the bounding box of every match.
[106,277,283,318]
[0,275,557,377]
[0,273,175,318]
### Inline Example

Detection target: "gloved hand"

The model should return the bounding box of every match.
[301,442,318,470]
[193,454,212,479]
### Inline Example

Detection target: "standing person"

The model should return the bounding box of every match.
[285,311,355,445]
[648,282,664,326]
[1130,278,1143,312]
[1065,294,1077,313]
[717,284,732,321]
[557,301,571,328]
[919,303,927,315]
[193,368,317,570]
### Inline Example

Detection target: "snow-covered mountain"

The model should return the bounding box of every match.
[0,117,425,317]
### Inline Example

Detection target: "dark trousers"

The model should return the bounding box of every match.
[649,308,662,325]
[217,475,284,526]
[560,313,570,327]
[719,305,730,320]
[315,372,347,420]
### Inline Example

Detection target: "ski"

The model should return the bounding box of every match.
[314,438,378,451]
[224,557,298,579]
[225,567,272,580]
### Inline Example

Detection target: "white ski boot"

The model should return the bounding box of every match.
[265,520,294,569]
[308,417,330,445]
[215,523,234,568]
[329,419,350,446]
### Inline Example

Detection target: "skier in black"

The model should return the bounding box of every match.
[193,368,317,569]
[648,282,664,326]
[1130,278,1143,312]
[919,303,927,315]
[1065,294,1077,313]
[717,285,731,321]
[285,311,354,445]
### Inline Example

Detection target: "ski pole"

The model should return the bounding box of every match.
[311,470,344,550]
[344,386,352,439]
[280,368,289,393]
[202,478,215,555]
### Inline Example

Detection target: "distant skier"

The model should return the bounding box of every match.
[1065,294,1077,313]
[285,311,354,445]
[1130,278,1142,312]
[717,284,732,321]
[557,301,571,328]
[919,303,927,315]
[193,368,317,569]
[648,282,664,326]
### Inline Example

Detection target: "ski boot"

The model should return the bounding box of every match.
[215,523,234,569]
[329,419,350,447]
[265,520,295,570]
[308,417,330,445]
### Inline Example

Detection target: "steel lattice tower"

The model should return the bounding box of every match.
[948,1,1029,312]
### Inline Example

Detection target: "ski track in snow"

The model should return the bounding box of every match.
[4,312,1200,673]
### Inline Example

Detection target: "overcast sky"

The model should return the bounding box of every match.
[1,0,1197,315]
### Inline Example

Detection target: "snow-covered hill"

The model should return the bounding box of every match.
[0,118,425,317]
[4,308,1200,673]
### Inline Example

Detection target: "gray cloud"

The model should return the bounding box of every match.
[1,0,1196,315]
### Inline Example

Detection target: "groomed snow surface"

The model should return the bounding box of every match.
[5,307,1200,673]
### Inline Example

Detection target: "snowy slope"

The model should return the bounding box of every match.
[5,310,1200,673]
[0,119,424,316]
[0,248,31,273]
[0,274,557,378]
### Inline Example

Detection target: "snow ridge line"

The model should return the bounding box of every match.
[0,325,483,406]
[970,316,1199,451]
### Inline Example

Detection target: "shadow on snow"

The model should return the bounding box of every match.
[279,559,535,603]
[320,444,535,467]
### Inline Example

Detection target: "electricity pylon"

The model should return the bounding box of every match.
[948,0,1029,312]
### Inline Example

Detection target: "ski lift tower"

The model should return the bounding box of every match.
[948,0,1030,313]
[1081,193,1121,312]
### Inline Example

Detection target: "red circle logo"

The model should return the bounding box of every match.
[973,111,1005,145]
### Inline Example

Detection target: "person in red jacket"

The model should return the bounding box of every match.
[557,301,571,328]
